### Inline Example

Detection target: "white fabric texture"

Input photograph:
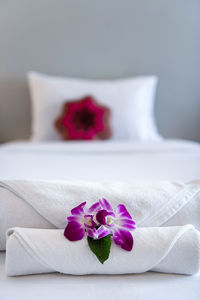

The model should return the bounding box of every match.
[6,225,200,276]
[28,72,160,141]
[2,139,200,153]
[1,251,199,300]
[1,140,199,182]
[1,180,200,250]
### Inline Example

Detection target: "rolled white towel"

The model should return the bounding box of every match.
[1,180,200,250]
[6,225,200,276]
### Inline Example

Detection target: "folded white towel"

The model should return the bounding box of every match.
[6,225,200,276]
[1,180,200,250]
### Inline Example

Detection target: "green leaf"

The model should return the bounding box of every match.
[87,235,111,264]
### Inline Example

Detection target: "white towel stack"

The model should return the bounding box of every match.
[0,180,200,276]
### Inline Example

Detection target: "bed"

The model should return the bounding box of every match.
[0,139,200,300]
[1,140,200,181]
[0,1,200,299]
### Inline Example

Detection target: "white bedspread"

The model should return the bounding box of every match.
[0,140,200,181]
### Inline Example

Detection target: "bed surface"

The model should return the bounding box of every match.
[1,139,200,181]
[0,139,200,299]
[0,252,200,300]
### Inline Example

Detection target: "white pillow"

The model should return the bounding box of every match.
[28,72,161,141]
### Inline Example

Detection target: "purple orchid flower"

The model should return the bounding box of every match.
[64,201,111,242]
[64,202,97,241]
[89,198,136,251]
[64,198,136,252]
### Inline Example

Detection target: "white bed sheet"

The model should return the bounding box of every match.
[0,139,200,181]
[0,252,200,300]
[0,139,200,300]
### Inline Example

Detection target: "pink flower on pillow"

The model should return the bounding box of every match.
[55,96,112,140]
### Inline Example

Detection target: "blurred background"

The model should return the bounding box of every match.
[0,0,199,143]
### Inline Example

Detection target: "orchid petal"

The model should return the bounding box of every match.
[87,226,111,240]
[88,201,101,213]
[67,215,80,222]
[96,209,108,225]
[118,218,136,230]
[116,204,132,219]
[64,220,85,241]
[71,202,86,216]
[113,229,133,251]
[99,198,113,212]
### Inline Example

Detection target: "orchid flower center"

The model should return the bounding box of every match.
[84,215,96,229]
[96,209,115,226]
[106,215,114,225]
[85,216,93,227]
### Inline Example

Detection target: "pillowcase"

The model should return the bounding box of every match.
[28,71,161,141]
[55,96,112,140]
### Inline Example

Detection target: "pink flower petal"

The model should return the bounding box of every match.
[116,204,132,219]
[113,229,133,251]
[64,220,85,241]
[96,209,115,225]
[87,226,111,240]
[71,202,86,216]
[88,201,101,213]
[67,216,79,222]
[96,209,108,225]
[99,198,113,212]
[118,218,136,230]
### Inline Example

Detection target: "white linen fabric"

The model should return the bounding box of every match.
[0,180,200,250]
[1,140,200,182]
[2,139,199,153]
[28,72,160,141]
[6,225,200,276]
[1,251,200,300]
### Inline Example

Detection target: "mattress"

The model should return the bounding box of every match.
[0,139,200,300]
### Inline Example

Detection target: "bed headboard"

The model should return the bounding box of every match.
[0,0,200,143]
